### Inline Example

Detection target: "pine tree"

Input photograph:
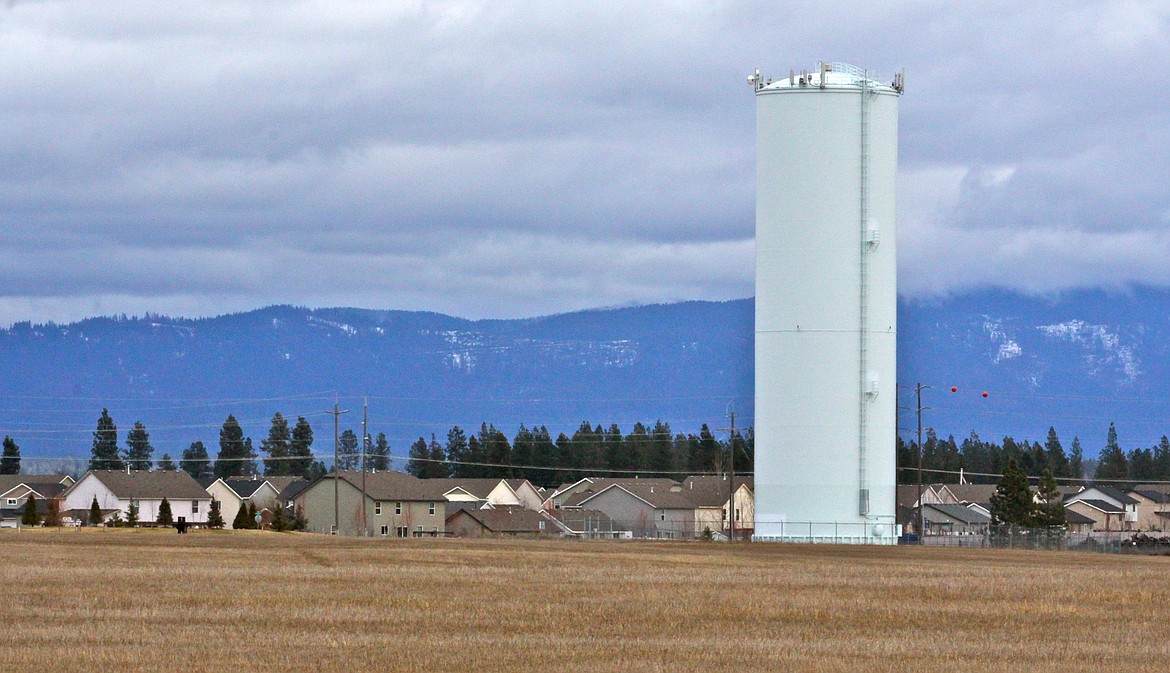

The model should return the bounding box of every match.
[43,499,61,527]
[232,502,251,530]
[180,441,211,478]
[247,502,259,529]
[157,497,173,525]
[406,437,429,478]
[696,424,721,472]
[1,436,20,475]
[427,434,448,479]
[1069,437,1084,481]
[156,454,177,471]
[207,498,225,529]
[368,432,390,472]
[602,423,627,476]
[1156,436,1170,480]
[1095,422,1129,481]
[337,429,359,471]
[126,500,139,527]
[512,425,535,481]
[89,495,103,525]
[1044,427,1070,478]
[989,458,1032,528]
[1033,469,1065,528]
[262,412,292,476]
[123,421,154,471]
[215,415,251,478]
[90,408,124,471]
[530,426,558,487]
[647,420,674,478]
[445,426,470,477]
[482,424,513,478]
[288,416,316,478]
[21,495,40,526]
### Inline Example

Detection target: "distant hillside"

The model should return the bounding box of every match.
[4,289,1170,467]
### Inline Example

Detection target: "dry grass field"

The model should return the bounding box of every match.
[2,529,1169,672]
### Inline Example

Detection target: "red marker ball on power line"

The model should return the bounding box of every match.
[951,386,957,393]
[982,391,988,397]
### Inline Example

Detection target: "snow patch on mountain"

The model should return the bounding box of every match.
[982,318,1023,363]
[1037,320,1140,382]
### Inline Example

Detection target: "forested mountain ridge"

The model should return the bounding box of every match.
[3,289,1170,468]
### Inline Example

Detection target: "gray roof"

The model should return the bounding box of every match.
[73,470,210,499]
[681,475,753,508]
[556,478,684,507]
[447,506,552,534]
[221,479,271,498]
[941,484,998,506]
[330,470,446,501]
[923,503,991,525]
[0,474,72,495]
[580,482,696,510]
[277,479,311,501]
[1068,498,1124,514]
[1090,485,1139,505]
[1131,489,1170,504]
[1065,509,1096,525]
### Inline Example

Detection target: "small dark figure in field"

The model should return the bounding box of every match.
[176,517,189,534]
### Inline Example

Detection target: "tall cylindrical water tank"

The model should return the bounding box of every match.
[753,63,901,543]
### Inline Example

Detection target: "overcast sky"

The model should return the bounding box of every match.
[2,1,1168,327]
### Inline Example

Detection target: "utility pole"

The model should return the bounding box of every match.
[323,400,350,534]
[719,410,736,541]
[361,398,368,537]
[915,383,930,545]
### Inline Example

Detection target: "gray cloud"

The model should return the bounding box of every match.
[1,1,1169,325]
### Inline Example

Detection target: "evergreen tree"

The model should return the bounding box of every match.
[21,495,40,526]
[1033,469,1066,528]
[445,426,470,477]
[602,423,628,476]
[126,500,139,527]
[406,437,429,478]
[288,416,316,478]
[43,499,60,527]
[466,434,486,478]
[232,502,251,530]
[180,441,211,479]
[512,425,535,481]
[481,424,512,478]
[530,426,558,487]
[89,495,102,525]
[427,434,449,479]
[337,429,359,471]
[1069,437,1084,481]
[1,436,20,475]
[1156,436,1170,480]
[1095,422,1129,481]
[989,458,1032,528]
[90,408,124,471]
[1044,427,1070,478]
[570,422,601,474]
[646,421,674,478]
[554,433,575,484]
[157,497,173,525]
[247,502,259,529]
[672,433,698,474]
[241,438,258,477]
[156,454,176,471]
[695,424,721,472]
[123,421,154,471]
[368,432,390,472]
[262,412,292,476]
[270,504,288,532]
[207,498,225,529]
[215,415,250,478]
[1129,447,1157,481]
[626,422,651,473]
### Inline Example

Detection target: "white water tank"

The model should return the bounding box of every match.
[752,62,902,544]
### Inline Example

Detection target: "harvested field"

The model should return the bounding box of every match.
[2,528,1168,672]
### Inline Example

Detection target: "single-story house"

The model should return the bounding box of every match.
[205,477,287,529]
[921,503,992,536]
[446,506,559,538]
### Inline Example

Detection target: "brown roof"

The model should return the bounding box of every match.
[556,478,684,507]
[938,484,998,506]
[447,507,553,534]
[262,476,303,493]
[331,470,446,501]
[681,475,753,508]
[72,470,210,500]
[0,474,72,495]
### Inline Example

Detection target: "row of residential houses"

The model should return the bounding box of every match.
[898,482,1170,536]
[1,469,755,540]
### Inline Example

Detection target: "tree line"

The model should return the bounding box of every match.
[34,411,754,488]
[899,422,1170,484]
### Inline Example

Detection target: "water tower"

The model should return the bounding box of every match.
[751,62,903,543]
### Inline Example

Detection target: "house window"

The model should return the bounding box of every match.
[375,501,382,516]
[396,526,408,538]
[192,500,200,514]
[5,498,16,506]
[735,508,741,522]
[380,525,389,536]
[429,502,435,516]
[539,521,545,530]
[416,525,423,533]
[660,513,666,521]
[395,502,402,515]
